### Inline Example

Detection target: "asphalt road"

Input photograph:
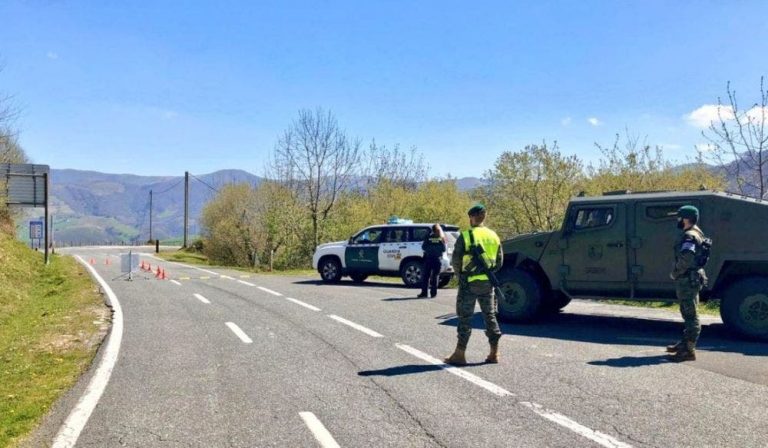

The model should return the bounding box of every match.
[27,247,768,448]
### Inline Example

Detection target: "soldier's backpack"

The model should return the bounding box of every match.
[695,237,713,268]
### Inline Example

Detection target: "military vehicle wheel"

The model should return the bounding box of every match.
[438,274,452,288]
[542,291,571,314]
[401,259,424,288]
[350,273,368,283]
[721,277,768,341]
[497,268,543,322]
[319,257,342,283]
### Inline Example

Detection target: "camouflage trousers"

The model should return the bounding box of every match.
[675,276,702,345]
[455,280,502,349]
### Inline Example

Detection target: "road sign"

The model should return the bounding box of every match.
[29,221,44,240]
[2,163,52,264]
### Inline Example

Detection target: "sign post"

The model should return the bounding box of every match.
[2,163,51,264]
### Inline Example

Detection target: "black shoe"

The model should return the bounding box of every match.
[416,292,428,298]
[429,291,437,298]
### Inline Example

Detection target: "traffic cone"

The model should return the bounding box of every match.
[146,263,151,272]
[160,269,166,280]
[105,258,111,265]
[90,258,95,265]
[140,260,145,270]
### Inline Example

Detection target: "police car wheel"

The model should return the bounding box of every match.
[721,276,768,341]
[319,257,342,283]
[400,259,424,288]
[350,273,368,283]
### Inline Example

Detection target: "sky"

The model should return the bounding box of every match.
[1,1,767,179]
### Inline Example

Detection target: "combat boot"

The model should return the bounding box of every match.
[485,344,499,364]
[669,342,696,362]
[444,346,467,366]
[666,340,685,353]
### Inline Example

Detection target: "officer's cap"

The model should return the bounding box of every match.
[467,203,486,216]
[674,205,699,221]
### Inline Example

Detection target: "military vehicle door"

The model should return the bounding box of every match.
[633,200,700,287]
[562,203,628,286]
[345,227,383,273]
[379,227,409,271]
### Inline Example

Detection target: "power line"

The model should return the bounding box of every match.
[189,173,219,193]
[153,178,184,195]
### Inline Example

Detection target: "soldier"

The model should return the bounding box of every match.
[667,205,708,362]
[444,204,503,365]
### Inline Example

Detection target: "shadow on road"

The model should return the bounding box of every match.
[292,279,410,290]
[437,312,768,358]
[358,362,487,377]
[382,296,436,301]
[588,355,671,368]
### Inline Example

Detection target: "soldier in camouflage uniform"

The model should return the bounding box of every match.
[667,205,707,362]
[444,204,503,366]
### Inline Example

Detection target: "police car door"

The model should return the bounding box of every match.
[345,227,383,273]
[379,227,407,272]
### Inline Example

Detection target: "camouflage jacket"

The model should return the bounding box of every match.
[671,225,705,280]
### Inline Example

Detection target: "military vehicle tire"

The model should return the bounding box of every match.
[350,273,368,283]
[401,259,424,288]
[438,274,452,288]
[721,276,768,341]
[497,268,543,322]
[319,257,342,283]
[542,291,571,314]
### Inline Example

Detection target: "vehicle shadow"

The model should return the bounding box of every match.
[382,296,435,301]
[437,312,768,358]
[358,362,487,377]
[292,279,411,290]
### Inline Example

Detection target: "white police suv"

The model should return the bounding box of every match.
[312,217,460,287]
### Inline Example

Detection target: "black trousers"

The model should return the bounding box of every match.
[420,257,442,295]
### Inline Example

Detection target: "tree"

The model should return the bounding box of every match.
[362,140,428,189]
[199,183,258,267]
[271,108,362,250]
[702,77,768,198]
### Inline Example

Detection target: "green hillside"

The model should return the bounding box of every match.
[0,232,107,447]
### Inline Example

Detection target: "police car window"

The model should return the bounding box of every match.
[352,228,383,244]
[573,207,614,230]
[410,227,430,242]
[383,228,407,243]
[645,204,684,220]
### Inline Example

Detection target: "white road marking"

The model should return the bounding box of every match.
[520,402,633,448]
[53,257,125,448]
[221,275,234,280]
[328,315,384,338]
[144,253,220,276]
[225,322,253,344]
[395,344,513,397]
[194,293,211,304]
[257,286,282,296]
[170,280,182,286]
[238,280,256,287]
[299,412,341,448]
[286,297,321,312]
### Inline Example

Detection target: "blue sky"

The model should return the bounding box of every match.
[1,1,767,178]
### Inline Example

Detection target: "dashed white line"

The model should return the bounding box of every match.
[328,315,384,338]
[258,286,282,296]
[225,322,253,344]
[286,297,321,312]
[194,293,211,304]
[395,344,513,397]
[170,280,182,286]
[299,412,341,448]
[520,402,632,448]
[220,275,234,280]
[53,257,125,448]
[238,280,256,287]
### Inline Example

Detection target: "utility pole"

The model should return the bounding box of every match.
[183,171,189,248]
[149,189,153,243]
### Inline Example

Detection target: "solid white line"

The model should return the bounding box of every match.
[286,297,321,312]
[257,286,282,296]
[328,315,383,338]
[144,253,220,276]
[52,257,125,448]
[170,280,182,286]
[225,322,253,344]
[299,412,341,448]
[238,280,256,287]
[520,402,633,448]
[395,344,513,397]
[193,293,211,304]
[220,275,234,280]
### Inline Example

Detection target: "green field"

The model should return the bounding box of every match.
[0,232,107,447]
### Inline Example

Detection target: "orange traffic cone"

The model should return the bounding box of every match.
[105,258,111,265]
[140,261,146,270]
[160,269,167,280]
[90,258,95,265]
[146,263,151,272]
[155,266,162,278]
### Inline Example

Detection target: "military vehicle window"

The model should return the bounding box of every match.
[410,227,430,242]
[383,228,407,243]
[352,228,383,244]
[573,207,614,230]
[645,204,684,220]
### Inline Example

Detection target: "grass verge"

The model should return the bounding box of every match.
[603,299,721,317]
[0,233,108,447]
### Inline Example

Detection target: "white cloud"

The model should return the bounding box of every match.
[685,104,734,128]
[561,117,572,126]
[46,52,59,60]
[587,117,602,126]
[746,106,768,123]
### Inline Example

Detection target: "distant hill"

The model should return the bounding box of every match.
[29,169,263,245]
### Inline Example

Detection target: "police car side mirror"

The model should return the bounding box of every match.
[348,237,354,244]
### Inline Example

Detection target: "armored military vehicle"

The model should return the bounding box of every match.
[497,190,768,340]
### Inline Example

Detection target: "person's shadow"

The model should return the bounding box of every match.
[359,362,487,377]
[587,355,670,368]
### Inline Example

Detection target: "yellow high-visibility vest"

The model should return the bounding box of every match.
[461,226,501,282]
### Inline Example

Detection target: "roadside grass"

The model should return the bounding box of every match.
[0,232,108,447]
[603,299,721,317]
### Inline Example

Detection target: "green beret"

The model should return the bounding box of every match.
[467,203,486,216]
[676,205,699,221]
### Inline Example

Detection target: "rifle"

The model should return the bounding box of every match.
[466,230,507,303]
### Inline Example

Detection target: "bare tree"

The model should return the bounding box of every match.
[703,77,768,198]
[271,108,362,249]
[362,140,428,188]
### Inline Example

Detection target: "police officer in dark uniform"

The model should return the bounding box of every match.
[417,224,446,298]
